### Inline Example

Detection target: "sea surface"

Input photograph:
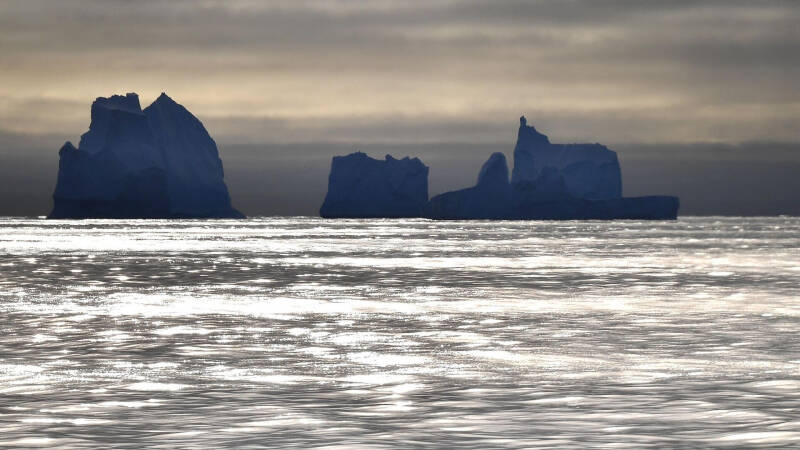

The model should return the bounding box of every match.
[1,216,799,448]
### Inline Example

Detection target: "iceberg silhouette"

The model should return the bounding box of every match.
[511,116,621,200]
[323,117,679,220]
[424,152,513,220]
[429,116,679,219]
[319,152,429,218]
[49,93,243,219]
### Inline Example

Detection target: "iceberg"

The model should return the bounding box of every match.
[319,152,429,218]
[428,116,679,220]
[511,116,621,200]
[49,93,243,219]
[427,152,512,219]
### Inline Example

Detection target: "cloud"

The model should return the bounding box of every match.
[0,0,797,143]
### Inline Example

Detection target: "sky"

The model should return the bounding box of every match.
[0,0,798,216]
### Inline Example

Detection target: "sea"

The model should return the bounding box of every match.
[1,216,799,448]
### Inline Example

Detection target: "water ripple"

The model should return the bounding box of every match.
[0,217,799,448]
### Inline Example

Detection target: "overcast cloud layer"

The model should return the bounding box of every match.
[0,0,798,215]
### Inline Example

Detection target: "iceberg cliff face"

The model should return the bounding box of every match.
[511,116,622,200]
[144,93,236,217]
[49,93,242,219]
[319,152,428,218]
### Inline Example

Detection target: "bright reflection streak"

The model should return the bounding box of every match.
[0,217,799,447]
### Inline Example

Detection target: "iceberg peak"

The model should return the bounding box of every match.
[153,92,177,106]
[477,152,509,188]
[320,151,428,218]
[516,115,550,146]
[427,152,512,220]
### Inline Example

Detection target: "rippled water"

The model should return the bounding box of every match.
[1,217,799,448]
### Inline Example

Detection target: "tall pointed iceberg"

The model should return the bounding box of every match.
[49,93,242,219]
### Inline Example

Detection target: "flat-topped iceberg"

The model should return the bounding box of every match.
[49,93,243,219]
[319,152,429,218]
